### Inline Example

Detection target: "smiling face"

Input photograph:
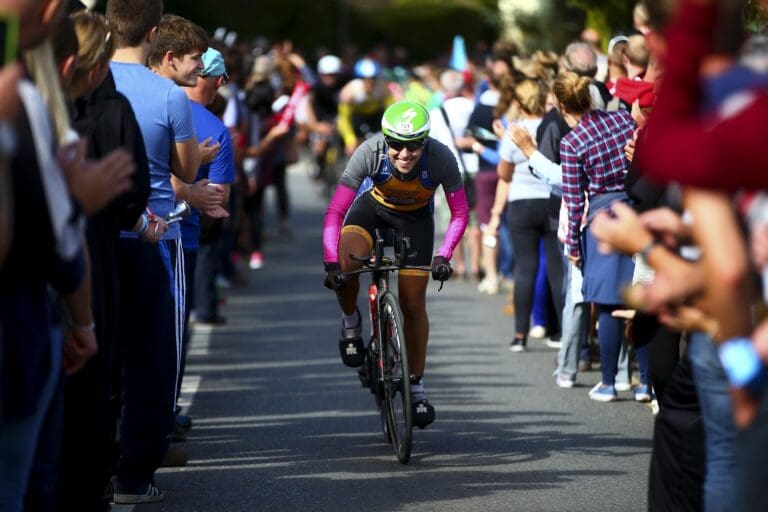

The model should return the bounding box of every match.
[387,142,424,174]
[172,50,204,86]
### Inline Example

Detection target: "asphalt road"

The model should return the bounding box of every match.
[115,166,654,512]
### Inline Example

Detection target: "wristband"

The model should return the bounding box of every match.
[718,337,768,397]
[71,321,95,332]
[134,213,149,235]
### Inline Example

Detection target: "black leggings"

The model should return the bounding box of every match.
[507,198,564,338]
[242,164,289,251]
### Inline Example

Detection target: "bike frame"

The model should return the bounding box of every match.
[344,229,429,463]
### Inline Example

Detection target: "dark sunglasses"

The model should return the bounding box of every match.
[385,137,426,152]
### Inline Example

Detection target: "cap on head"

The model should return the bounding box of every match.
[200,47,229,81]
[317,54,342,75]
[381,100,430,142]
[354,58,380,79]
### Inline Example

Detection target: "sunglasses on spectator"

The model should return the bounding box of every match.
[385,137,426,152]
[197,72,229,85]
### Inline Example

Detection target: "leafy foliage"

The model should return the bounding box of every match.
[566,0,636,45]
[161,0,499,62]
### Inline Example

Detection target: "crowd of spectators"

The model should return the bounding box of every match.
[2,0,768,510]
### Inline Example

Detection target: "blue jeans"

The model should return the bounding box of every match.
[532,239,550,328]
[0,328,61,512]
[688,332,736,512]
[736,379,768,510]
[497,204,514,279]
[557,260,588,380]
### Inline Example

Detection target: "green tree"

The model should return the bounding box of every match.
[159,0,499,62]
[566,0,635,48]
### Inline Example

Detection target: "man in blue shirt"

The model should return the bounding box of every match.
[106,0,201,503]
[175,47,236,441]
[147,17,228,442]
[180,48,235,326]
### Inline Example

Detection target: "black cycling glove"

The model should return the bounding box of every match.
[323,262,345,290]
[430,255,452,282]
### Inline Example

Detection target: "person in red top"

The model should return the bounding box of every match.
[637,0,768,191]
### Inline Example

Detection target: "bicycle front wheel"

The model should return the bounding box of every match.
[379,291,412,464]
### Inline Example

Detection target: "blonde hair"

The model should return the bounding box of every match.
[514,79,546,116]
[71,11,115,86]
[532,50,559,81]
[493,73,516,118]
[625,34,649,68]
[553,71,592,115]
[24,40,74,147]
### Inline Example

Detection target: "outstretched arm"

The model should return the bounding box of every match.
[323,184,357,263]
[437,187,469,261]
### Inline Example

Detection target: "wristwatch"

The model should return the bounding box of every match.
[637,240,658,261]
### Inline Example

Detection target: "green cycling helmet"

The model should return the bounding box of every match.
[381,100,431,142]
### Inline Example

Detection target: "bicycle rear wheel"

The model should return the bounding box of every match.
[379,291,412,464]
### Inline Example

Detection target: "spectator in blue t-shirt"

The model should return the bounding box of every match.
[180,48,235,325]
[106,0,201,503]
[174,47,235,436]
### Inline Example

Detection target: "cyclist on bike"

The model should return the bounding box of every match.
[303,54,346,182]
[323,100,470,428]
[337,57,396,156]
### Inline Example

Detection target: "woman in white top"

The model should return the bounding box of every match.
[488,79,564,352]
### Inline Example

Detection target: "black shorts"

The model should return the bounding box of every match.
[342,191,434,269]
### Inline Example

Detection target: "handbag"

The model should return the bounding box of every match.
[439,106,476,209]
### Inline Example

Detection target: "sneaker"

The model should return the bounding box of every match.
[509,338,527,352]
[412,398,435,429]
[214,275,231,289]
[588,382,617,402]
[160,443,188,467]
[477,277,500,295]
[112,481,164,504]
[175,412,192,432]
[615,382,632,392]
[196,315,227,326]
[249,251,264,270]
[555,373,575,388]
[546,339,563,349]
[529,325,547,339]
[634,383,655,403]
[104,476,116,503]
[171,413,191,442]
[499,277,515,293]
[339,309,365,367]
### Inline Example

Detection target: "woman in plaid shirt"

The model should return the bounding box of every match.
[555,71,651,402]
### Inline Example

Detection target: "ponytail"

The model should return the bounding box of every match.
[553,71,593,115]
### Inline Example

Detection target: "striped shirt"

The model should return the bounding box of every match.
[561,109,636,257]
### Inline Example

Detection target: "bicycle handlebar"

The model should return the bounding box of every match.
[342,263,431,278]
[343,253,448,290]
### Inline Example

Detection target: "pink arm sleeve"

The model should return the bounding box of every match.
[438,188,470,261]
[323,184,357,262]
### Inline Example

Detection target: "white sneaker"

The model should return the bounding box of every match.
[546,339,562,349]
[249,251,264,270]
[478,277,500,295]
[529,325,546,339]
[615,382,632,392]
[588,382,617,402]
[555,374,574,388]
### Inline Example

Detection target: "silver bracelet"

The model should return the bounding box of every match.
[71,321,95,332]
